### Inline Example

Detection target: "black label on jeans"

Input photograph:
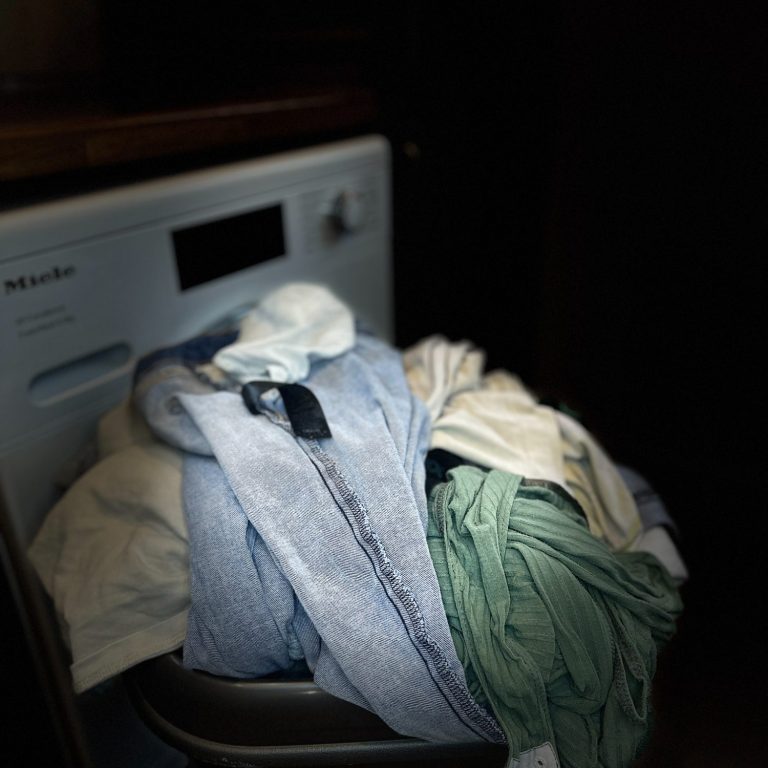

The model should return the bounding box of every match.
[242,381,332,439]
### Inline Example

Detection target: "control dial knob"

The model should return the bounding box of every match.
[322,189,366,239]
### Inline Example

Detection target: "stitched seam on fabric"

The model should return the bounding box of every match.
[304,439,504,743]
[304,448,462,720]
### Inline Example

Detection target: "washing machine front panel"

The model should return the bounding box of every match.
[0,135,392,543]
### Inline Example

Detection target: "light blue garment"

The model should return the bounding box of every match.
[181,454,309,677]
[134,329,503,744]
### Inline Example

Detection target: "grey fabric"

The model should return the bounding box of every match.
[617,465,679,535]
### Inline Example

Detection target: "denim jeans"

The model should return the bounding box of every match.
[134,329,503,744]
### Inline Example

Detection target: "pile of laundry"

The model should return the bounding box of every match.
[29,282,685,768]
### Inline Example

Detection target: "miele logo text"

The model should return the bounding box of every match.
[4,265,76,295]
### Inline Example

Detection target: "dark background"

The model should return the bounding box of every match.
[2,2,765,765]
[392,9,765,762]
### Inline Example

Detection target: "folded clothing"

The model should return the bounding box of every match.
[427,466,683,768]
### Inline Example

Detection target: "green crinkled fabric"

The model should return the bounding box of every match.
[427,466,683,768]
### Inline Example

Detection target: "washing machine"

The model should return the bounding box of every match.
[0,136,508,767]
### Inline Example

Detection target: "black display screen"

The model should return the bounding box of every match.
[173,204,285,291]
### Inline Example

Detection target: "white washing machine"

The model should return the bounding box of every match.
[0,136,395,766]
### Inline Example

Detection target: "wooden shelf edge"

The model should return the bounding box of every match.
[0,87,379,182]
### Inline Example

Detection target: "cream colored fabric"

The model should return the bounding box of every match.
[403,335,643,551]
[404,334,566,484]
[97,392,156,458]
[432,369,568,486]
[401,334,485,423]
[555,410,642,550]
[28,400,189,693]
